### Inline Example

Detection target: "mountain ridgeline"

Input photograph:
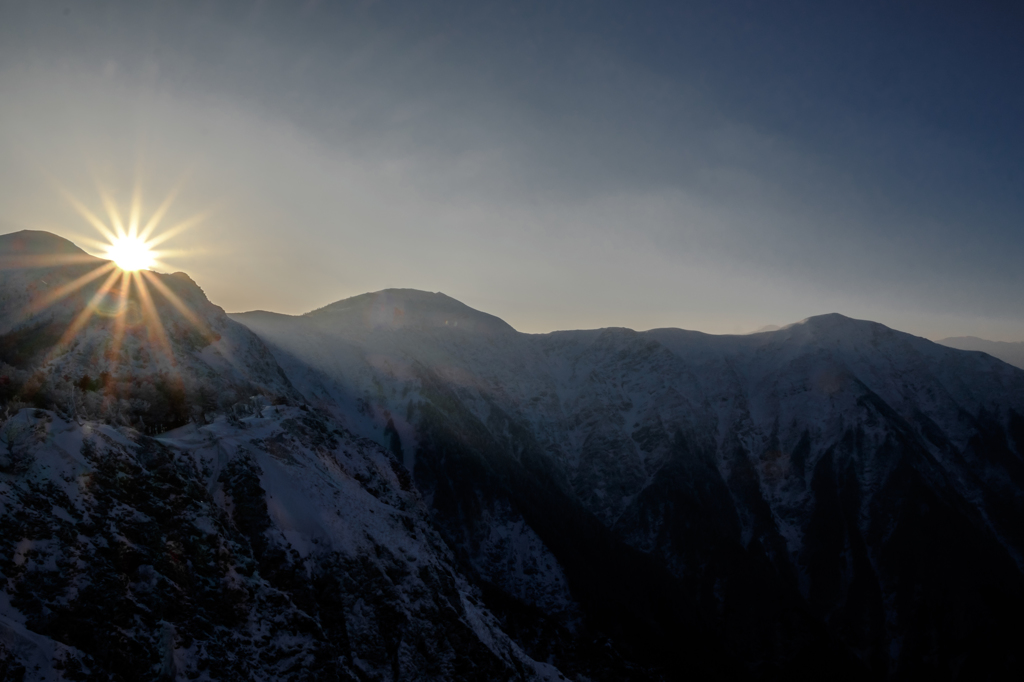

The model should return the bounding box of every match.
[938,336,1024,370]
[0,233,1022,680]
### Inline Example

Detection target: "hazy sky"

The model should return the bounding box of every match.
[1,1,1022,339]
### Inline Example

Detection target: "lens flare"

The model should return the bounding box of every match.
[107,235,155,272]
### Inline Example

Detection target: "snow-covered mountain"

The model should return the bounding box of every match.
[234,289,1024,679]
[3,230,1022,680]
[0,236,566,681]
[939,335,1024,370]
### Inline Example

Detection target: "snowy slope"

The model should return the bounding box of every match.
[0,406,563,681]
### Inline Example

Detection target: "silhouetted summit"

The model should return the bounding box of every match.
[304,288,516,334]
[0,229,95,257]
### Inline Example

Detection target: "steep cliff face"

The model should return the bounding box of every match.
[235,292,1024,679]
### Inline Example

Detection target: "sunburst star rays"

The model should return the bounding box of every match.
[64,184,200,275]
[5,183,212,376]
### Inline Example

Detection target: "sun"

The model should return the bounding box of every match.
[57,180,209,276]
[106,235,156,271]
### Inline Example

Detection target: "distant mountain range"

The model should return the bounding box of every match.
[938,336,1024,370]
[753,327,1024,371]
[2,232,1023,680]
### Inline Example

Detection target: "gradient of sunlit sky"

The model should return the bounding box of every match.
[1,0,1022,339]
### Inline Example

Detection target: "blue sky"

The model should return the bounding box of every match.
[1,0,1022,339]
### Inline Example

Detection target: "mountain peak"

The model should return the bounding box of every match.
[0,229,101,268]
[788,312,889,335]
[0,229,91,256]
[304,288,515,334]
[0,231,297,429]
[796,312,858,326]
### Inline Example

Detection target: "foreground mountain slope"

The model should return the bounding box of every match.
[234,290,1024,679]
[0,406,562,681]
